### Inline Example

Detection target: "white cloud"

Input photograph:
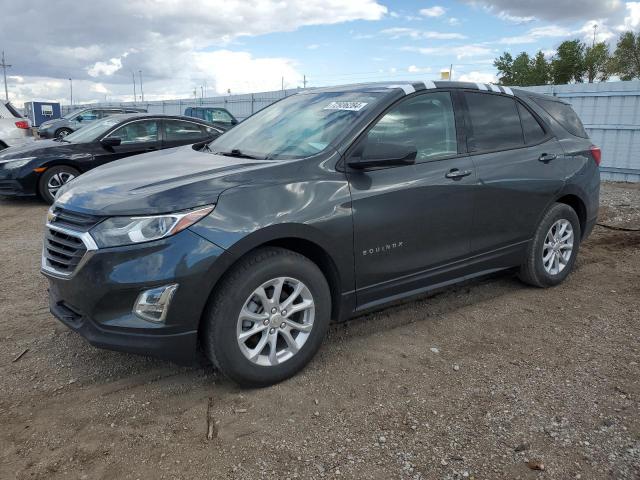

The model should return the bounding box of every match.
[1,0,387,105]
[404,45,495,59]
[462,0,623,22]
[448,17,461,26]
[620,1,640,29]
[458,71,497,83]
[407,65,433,73]
[87,56,124,77]
[496,11,535,24]
[420,6,446,17]
[499,25,572,44]
[307,44,320,50]
[91,83,109,94]
[381,27,466,40]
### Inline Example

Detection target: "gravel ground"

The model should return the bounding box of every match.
[0,182,638,480]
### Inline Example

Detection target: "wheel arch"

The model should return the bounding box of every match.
[554,192,587,239]
[35,161,83,197]
[197,228,349,339]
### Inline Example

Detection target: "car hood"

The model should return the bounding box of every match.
[0,139,84,162]
[55,145,280,216]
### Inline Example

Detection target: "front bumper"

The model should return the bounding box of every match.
[44,228,227,364]
[0,166,38,197]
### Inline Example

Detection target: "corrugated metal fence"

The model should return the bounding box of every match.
[522,81,640,182]
[64,81,640,182]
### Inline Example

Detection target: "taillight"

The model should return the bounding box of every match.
[590,145,601,166]
[15,120,29,130]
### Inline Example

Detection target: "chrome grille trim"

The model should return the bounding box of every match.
[41,223,98,279]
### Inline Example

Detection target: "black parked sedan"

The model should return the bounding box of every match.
[0,114,223,203]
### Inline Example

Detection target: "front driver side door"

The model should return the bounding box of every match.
[347,90,477,309]
[94,119,161,167]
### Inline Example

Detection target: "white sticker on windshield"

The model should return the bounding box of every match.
[323,101,368,111]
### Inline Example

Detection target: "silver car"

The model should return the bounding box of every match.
[38,106,147,139]
[0,101,32,150]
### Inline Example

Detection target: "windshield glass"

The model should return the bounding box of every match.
[208,91,385,159]
[64,116,123,143]
[62,109,84,120]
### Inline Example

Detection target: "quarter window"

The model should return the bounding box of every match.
[517,103,546,144]
[107,120,159,144]
[165,120,206,141]
[464,92,523,152]
[364,91,458,161]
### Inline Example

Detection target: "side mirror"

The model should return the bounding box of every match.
[76,115,83,122]
[231,119,238,125]
[348,142,417,169]
[100,137,122,148]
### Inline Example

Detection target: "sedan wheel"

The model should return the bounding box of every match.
[38,166,80,204]
[542,219,574,275]
[47,171,76,198]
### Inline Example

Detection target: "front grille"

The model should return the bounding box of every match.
[50,207,101,232]
[43,228,88,275]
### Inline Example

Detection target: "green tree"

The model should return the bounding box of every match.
[494,52,515,85]
[551,40,586,84]
[584,42,611,82]
[610,31,640,80]
[511,52,532,85]
[528,51,551,85]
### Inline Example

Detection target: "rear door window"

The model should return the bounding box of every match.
[464,92,524,152]
[164,120,207,141]
[532,98,588,138]
[517,103,546,144]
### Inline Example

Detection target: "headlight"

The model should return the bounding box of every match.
[0,157,35,169]
[90,205,214,248]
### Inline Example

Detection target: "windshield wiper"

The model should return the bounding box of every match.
[214,149,262,159]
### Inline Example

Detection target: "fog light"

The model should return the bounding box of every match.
[133,284,178,323]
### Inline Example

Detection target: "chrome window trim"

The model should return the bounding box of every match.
[41,223,98,280]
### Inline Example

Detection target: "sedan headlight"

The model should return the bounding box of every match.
[1,157,35,169]
[90,205,214,248]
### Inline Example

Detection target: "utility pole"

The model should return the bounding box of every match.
[449,64,453,81]
[201,85,204,100]
[303,75,307,88]
[1,51,11,101]
[132,71,137,103]
[281,76,284,91]
[592,24,598,47]
[69,78,73,106]
[139,70,144,102]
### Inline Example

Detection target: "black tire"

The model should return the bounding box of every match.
[54,128,73,139]
[519,202,581,288]
[202,247,331,387]
[38,165,80,204]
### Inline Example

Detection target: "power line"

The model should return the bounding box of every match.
[1,51,11,102]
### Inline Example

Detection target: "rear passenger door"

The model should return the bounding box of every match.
[162,119,219,148]
[462,91,565,254]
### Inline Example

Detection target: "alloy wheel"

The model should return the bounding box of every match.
[47,171,75,197]
[236,276,315,367]
[542,219,574,275]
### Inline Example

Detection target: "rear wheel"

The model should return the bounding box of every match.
[54,128,73,140]
[38,165,79,204]
[519,203,581,287]
[202,247,331,387]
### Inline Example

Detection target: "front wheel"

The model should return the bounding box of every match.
[202,247,331,387]
[519,203,581,287]
[38,165,79,204]
[54,128,73,140]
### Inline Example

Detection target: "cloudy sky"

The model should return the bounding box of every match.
[1,0,639,106]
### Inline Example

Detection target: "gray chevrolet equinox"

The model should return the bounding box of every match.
[42,81,600,387]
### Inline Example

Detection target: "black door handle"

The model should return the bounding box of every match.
[538,153,557,162]
[445,168,472,180]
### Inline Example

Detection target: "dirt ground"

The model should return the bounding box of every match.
[0,182,638,480]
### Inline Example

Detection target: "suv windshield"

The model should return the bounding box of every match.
[208,91,385,160]
[63,116,123,143]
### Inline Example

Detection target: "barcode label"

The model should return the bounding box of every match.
[323,102,368,112]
